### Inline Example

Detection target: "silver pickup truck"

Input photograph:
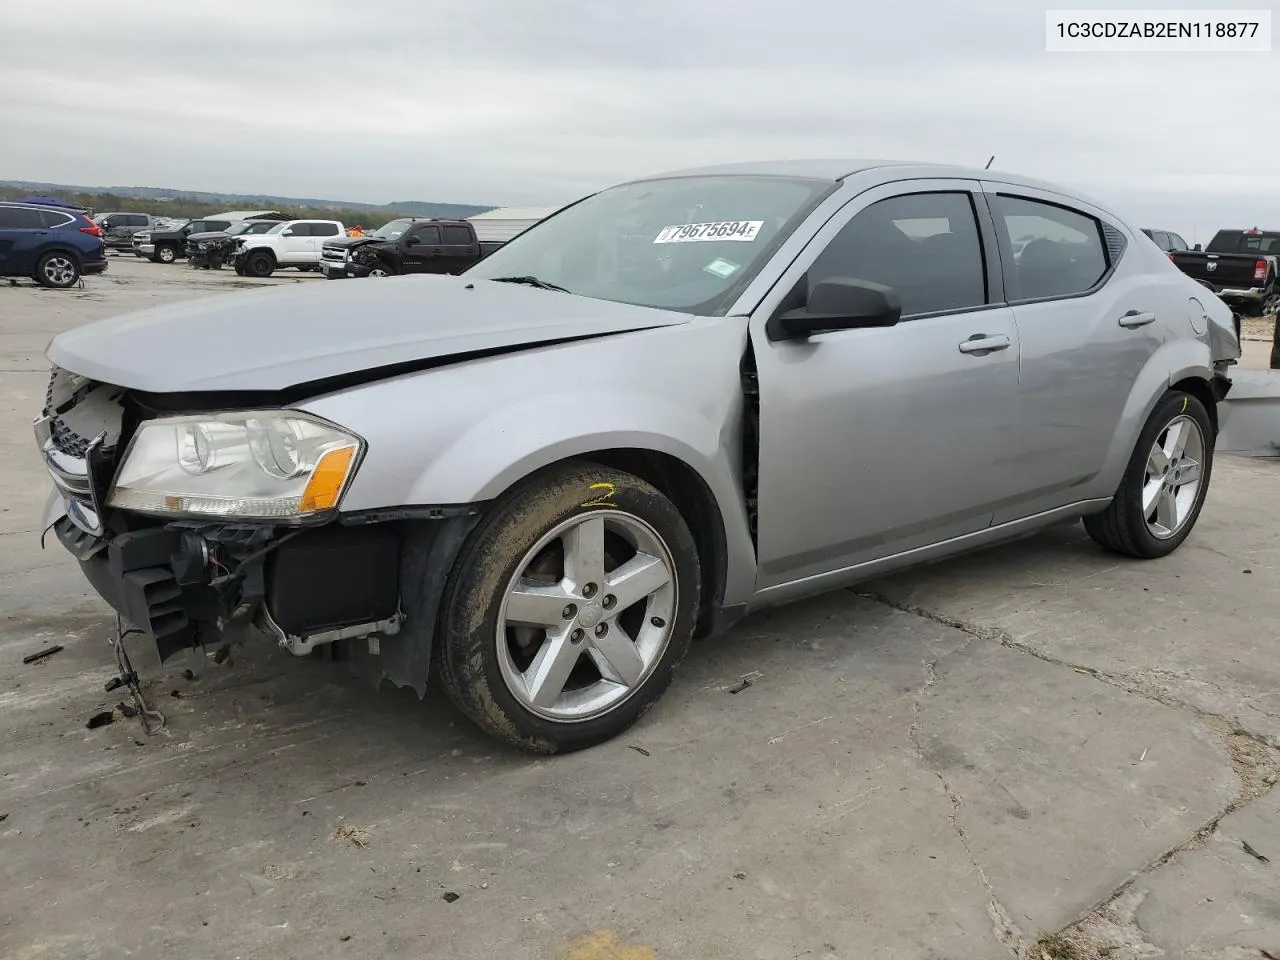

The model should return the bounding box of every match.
[37,159,1238,752]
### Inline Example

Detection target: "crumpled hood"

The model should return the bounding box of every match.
[46,275,692,393]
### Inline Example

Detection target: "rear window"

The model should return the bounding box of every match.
[442,225,472,245]
[40,209,76,228]
[309,222,339,237]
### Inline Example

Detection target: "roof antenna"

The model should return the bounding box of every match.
[984,155,995,170]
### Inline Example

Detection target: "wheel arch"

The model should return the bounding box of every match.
[36,244,84,266]
[480,447,732,641]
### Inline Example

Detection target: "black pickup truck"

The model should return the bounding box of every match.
[1170,228,1280,316]
[318,218,501,279]
[134,218,233,264]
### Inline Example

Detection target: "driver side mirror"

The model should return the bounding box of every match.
[281,228,295,237]
[767,278,902,341]
[405,236,420,246]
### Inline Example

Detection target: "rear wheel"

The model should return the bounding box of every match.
[245,251,275,278]
[434,463,700,753]
[35,252,80,288]
[1084,390,1214,558]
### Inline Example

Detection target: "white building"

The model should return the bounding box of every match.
[468,206,560,243]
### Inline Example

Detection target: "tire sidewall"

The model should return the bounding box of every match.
[1122,390,1215,555]
[157,244,176,263]
[248,252,273,277]
[438,464,700,753]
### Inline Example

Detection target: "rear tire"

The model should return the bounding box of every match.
[35,252,80,289]
[1084,390,1214,559]
[434,462,700,753]
[245,251,275,278]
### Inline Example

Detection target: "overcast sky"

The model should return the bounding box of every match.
[2,0,1277,243]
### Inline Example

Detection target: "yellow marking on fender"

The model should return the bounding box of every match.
[580,482,618,509]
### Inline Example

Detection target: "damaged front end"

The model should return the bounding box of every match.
[36,366,477,691]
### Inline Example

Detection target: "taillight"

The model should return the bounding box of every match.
[80,222,101,237]
[1168,253,1176,262]
[1254,259,1268,283]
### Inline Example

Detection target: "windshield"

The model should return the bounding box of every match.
[465,175,834,315]
[266,223,289,234]
[225,222,256,236]
[373,218,413,240]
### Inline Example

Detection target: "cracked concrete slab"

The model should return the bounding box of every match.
[915,632,1239,941]
[865,455,1280,745]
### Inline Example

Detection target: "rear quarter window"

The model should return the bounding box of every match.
[39,209,75,228]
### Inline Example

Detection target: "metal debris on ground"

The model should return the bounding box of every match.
[85,711,115,729]
[116,701,138,718]
[728,677,752,694]
[213,643,232,665]
[1242,840,1270,863]
[442,891,460,903]
[22,644,63,665]
[332,825,371,848]
[628,745,651,756]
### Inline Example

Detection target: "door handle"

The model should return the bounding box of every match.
[1119,310,1156,328]
[957,334,1012,354]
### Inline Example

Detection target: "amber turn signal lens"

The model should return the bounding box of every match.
[298,444,357,513]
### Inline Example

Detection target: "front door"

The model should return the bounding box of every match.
[401,224,442,273]
[752,182,1023,590]
[279,223,316,263]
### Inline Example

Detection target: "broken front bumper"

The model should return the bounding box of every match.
[42,488,480,694]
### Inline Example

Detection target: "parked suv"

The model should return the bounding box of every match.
[96,212,153,251]
[231,220,345,277]
[0,201,107,288]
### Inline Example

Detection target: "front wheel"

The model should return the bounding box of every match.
[1084,390,1214,558]
[244,251,275,278]
[156,243,178,264]
[434,463,701,753]
[368,264,392,278]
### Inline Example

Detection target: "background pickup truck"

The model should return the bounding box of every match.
[319,218,501,279]
[95,212,154,251]
[1170,228,1280,316]
[231,220,344,277]
[134,219,234,263]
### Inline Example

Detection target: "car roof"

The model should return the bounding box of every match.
[623,159,1115,218]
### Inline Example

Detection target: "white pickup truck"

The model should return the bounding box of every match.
[230,220,346,278]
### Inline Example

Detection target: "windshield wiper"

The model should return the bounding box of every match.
[489,275,571,294]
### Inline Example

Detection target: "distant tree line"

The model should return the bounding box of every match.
[0,186,410,228]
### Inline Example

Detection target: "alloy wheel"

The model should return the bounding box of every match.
[1143,414,1205,539]
[496,511,677,722]
[42,256,77,286]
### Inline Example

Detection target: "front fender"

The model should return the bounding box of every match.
[300,319,759,603]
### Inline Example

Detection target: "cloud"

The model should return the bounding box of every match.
[0,0,1275,241]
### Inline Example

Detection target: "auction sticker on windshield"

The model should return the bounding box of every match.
[653,221,763,244]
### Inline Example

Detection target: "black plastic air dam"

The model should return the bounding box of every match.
[265,523,401,637]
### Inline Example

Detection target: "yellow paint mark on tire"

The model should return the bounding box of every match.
[558,930,657,960]
[1181,396,1188,413]
[580,481,618,509]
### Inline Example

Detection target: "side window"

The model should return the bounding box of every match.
[310,222,339,237]
[1151,231,1170,250]
[411,225,442,245]
[994,195,1108,301]
[1,208,49,228]
[38,209,73,228]
[809,191,987,318]
[1168,233,1188,251]
[442,225,472,245]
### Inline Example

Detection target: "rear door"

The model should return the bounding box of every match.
[307,222,340,262]
[0,206,49,274]
[982,185,1166,523]
[438,224,479,274]
[401,224,442,273]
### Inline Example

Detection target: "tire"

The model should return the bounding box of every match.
[245,251,275,278]
[368,264,391,278]
[35,251,81,289]
[156,243,178,264]
[1084,390,1215,559]
[434,462,701,753]
[233,264,245,276]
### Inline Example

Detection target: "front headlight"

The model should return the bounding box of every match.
[108,411,363,521]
